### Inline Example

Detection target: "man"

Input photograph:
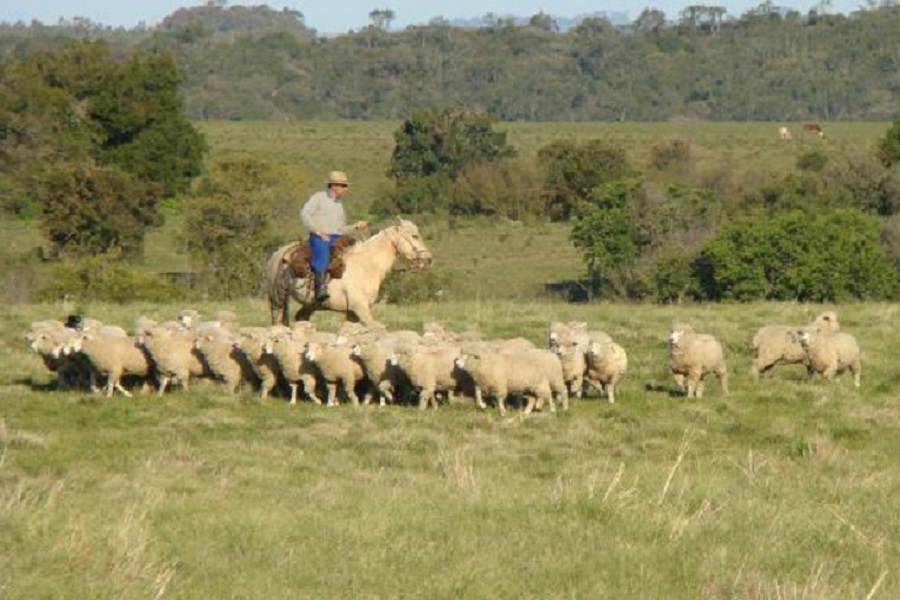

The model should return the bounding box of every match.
[299,170,368,302]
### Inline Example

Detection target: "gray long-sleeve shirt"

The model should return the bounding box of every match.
[299,190,355,235]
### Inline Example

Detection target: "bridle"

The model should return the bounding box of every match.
[384,225,431,267]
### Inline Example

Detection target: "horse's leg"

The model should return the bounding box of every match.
[295,305,315,322]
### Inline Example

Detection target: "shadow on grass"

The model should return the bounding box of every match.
[644,382,684,398]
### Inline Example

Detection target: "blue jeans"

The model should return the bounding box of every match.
[309,233,341,274]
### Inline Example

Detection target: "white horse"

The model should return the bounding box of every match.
[265,219,433,325]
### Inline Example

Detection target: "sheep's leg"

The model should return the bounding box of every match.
[326,383,338,406]
[852,363,861,388]
[522,394,538,415]
[288,382,298,405]
[718,370,729,394]
[343,380,360,406]
[157,375,170,396]
[497,392,508,416]
[607,383,616,404]
[301,374,320,404]
[474,386,486,410]
[418,388,432,410]
[115,380,133,398]
[378,381,393,407]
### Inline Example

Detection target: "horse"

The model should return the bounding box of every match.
[802,122,824,137]
[265,219,433,326]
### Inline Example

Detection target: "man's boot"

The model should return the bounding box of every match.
[314,272,330,302]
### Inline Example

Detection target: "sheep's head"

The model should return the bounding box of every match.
[796,330,812,348]
[668,329,685,345]
[304,342,322,362]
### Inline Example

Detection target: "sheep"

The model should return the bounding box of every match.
[752,311,840,378]
[388,343,467,410]
[137,325,209,394]
[25,321,90,390]
[552,340,586,400]
[303,339,366,406]
[233,326,284,400]
[67,332,154,397]
[454,348,568,416]
[794,330,861,387]
[194,327,255,394]
[585,340,628,404]
[668,325,728,398]
[547,321,612,354]
[262,326,325,404]
[351,339,412,406]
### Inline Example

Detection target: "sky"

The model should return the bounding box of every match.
[0,1,865,34]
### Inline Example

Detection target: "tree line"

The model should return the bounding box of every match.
[2,3,900,121]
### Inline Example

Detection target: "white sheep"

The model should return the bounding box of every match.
[552,340,586,400]
[752,311,839,378]
[795,330,861,387]
[194,327,252,394]
[67,332,154,397]
[668,325,728,398]
[262,326,324,404]
[389,343,466,410]
[454,348,567,416]
[303,339,366,406]
[547,321,612,354]
[137,326,209,394]
[25,321,90,390]
[585,339,628,404]
[351,339,411,406]
[233,326,283,400]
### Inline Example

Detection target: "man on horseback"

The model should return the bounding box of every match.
[300,170,368,302]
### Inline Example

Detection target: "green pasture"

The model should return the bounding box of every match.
[1,299,898,599]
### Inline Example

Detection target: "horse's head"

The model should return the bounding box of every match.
[387,219,433,268]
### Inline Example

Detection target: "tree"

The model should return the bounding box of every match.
[570,181,643,297]
[185,159,284,298]
[877,118,900,167]
[369,8,395,30]
[388,106,515,183]
[538,139,637,220]
[40,163,162,258]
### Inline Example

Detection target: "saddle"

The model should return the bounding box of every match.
[286,236,357,280]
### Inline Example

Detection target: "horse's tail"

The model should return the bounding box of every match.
[265,243,299,325]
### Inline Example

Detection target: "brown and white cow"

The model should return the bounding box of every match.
[802,122,824,137]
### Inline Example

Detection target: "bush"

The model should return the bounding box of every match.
[796,151,828,172]
[647,139,693,172]
[380,268,455,303]
[538,139,637,221]
[37,253,187,303]
[450,160,546,219]
[696,209,897,301]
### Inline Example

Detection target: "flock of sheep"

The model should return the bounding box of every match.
[23,309,862,414]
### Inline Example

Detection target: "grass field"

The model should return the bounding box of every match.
[2,299,898,599]
[2,121,898,598]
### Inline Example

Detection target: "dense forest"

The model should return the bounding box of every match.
[2,2,900,121]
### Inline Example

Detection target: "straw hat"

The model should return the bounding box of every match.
[327,170,350,186]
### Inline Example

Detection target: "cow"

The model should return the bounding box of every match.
[779,126,792,141]
[802,122,824,138]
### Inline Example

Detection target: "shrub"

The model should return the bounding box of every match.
[696,209,897,301]
[796,151,828,172]
[450,160,546,219]
[538,139,637,221]
[647,139,693,172]
[37,253,186,303]
[380,268,455,303]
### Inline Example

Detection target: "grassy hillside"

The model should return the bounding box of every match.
[3,120,891,304]
[2,299,898,598]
